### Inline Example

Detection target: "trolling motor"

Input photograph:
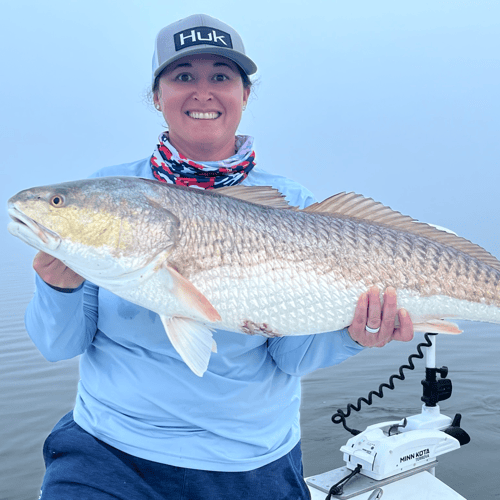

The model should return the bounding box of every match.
[306,333,471,499]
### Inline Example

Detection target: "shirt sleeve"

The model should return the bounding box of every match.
[267,329,364,377]
[24,274,99,362]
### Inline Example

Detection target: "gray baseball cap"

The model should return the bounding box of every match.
[152,14,257,89]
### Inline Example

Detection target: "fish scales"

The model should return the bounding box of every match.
[172,186,497,303]
[144,183,500,334]
[7,176,500,375]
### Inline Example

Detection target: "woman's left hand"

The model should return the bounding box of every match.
[348,286,414,347]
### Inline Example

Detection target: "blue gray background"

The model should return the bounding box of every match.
[2,0,499,258]
[1,2,499,499]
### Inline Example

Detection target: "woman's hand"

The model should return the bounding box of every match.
[33,251,85,289]
[348,286,414,347]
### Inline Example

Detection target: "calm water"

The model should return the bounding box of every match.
[1,234,499,500]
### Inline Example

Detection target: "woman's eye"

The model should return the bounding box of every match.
[175,73,193,82]
[213,74,229,82]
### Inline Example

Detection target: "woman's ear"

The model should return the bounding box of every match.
[153,94,161,111]
[243,86,251,108]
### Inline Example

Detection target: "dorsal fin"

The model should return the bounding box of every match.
[216,185,296,210]
[304,192,500,271]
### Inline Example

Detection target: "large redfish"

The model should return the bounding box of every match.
[7,177,500,376]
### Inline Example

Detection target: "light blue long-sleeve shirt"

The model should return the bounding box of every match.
[25,156,364,471]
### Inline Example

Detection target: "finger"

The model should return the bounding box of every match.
[392,309,414,342]
[351,292,368,333]
[33,252,59,280]
[347,292,369,345]
[33,251,84,288]
[376,287,398,347]
[366,286,381,330]
[33,251,55,270]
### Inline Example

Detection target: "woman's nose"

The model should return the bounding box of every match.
[192,79,213,101]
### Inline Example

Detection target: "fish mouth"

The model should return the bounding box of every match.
[7,205,61,251]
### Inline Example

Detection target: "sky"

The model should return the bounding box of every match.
[1,0,499,258]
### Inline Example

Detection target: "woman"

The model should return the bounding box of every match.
[27,14,413,500]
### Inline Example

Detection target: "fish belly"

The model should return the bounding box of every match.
[192,265,500,336]
[192,265,367,336]
[106,264,500,337]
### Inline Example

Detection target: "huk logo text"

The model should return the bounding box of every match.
[174,27,233,51]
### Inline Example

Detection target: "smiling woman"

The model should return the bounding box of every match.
[153,54,250,160]
[23,12,414,500]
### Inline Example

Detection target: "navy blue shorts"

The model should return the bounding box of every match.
[40,412,311,500]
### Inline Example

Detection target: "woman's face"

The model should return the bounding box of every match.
[154,54,250,161]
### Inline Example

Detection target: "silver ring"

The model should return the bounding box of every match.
[365,325,380,334]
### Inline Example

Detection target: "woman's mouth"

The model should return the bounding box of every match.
[186,111,221,120]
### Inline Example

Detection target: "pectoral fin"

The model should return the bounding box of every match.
[165,265,221,323]
[412,319,462,334]
[160,315,218,376]
[154,266,220,375]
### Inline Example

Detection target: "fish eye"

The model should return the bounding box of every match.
[50,194,65,207]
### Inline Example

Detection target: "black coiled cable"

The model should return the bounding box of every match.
[331,332,437,435]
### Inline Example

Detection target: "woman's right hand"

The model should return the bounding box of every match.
[33,251,85,289]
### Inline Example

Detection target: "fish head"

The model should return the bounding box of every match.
[8,186,63,253]
[7,177,180,286]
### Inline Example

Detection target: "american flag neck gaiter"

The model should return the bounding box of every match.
[150,133,256,189]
